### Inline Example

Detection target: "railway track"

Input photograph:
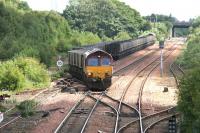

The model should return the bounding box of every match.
[126,47,182,133]
[110,44,178,133]
[54,92,103,133]
[113,48,158,75]
[91,93,139,133]
[54,92,120,133]
[0,79,70,131]
[125,44,177,130]
[137,50,183,133]
[0,88,49,131]
[143,113,179,133]
[104,44,177,132]
[170,62,185,86]
[117,107,177,133]
[54,43,178,133]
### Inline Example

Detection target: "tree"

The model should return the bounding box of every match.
[0,2,71,66]
[178,17,200,132]
[63,0,148,39]
[178,69,200,132]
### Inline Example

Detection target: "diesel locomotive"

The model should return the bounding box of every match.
[68,48,113,90]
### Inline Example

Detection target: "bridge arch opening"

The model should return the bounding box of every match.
[172,22,191,37]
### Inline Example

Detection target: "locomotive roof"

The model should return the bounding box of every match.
[68,48,111,58]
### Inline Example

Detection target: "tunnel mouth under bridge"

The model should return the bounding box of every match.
[172,22,191,37]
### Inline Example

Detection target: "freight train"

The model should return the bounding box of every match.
[76,34,156,60]
[68,34,156,90]
[68,48,113,90]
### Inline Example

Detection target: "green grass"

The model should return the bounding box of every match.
[16,100,38,117]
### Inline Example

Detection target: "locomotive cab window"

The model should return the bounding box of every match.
[101,57,110,66]
[87,58,99,66]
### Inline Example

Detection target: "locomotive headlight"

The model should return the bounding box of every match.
[87,72,92,76]
[105,72,110,77]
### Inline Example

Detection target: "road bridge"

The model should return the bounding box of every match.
[172,22,191,37]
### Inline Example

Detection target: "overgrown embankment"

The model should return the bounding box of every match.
[178,17,200,132]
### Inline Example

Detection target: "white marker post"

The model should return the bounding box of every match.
[57,56,63,70]
[159,41,164,77]
[160,49,163,77]
[0,112,3,123]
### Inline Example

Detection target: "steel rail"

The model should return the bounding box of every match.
[170,63,179,87]
[113,50,157,75]
[138,45,178,132]
[103,94,139,133]
[137,45,177,133]
[116,45,177,133]
[80,93,103,133]
[0,116,21,129]
[0,88,52,130]
[88,94,119,133]
[143,113,180,133]
[104,94,139,114]
[54,93,88,133]
[170,62,185,87]
[117,107,176,133]
[114,44,178,133]
[178,64,185,74]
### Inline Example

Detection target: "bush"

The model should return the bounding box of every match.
[70,31,101,46]
[0,61,25,91]
[51,64,69,81]
[177,17,200,132]
[16,100,38,117]
[0,104,7,112]
[114,31,132,41]
[0,57,50,91]
[178,68,200,132]
[14,57,50,88]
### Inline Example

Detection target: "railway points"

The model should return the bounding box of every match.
[0,38,185,133]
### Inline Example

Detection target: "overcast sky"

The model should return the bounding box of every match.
[23,0,200,21]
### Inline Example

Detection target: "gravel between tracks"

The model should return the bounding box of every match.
[0,40,184,133]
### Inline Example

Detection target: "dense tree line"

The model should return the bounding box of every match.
[63,0,150,39]
[0,1,103,66]
[178,17,200,132]
[0,1,70,66]
[145,14,190,37]
[142,22,171,41]
[144,14,177,24]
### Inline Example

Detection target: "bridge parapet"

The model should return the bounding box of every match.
[172,22,191,37]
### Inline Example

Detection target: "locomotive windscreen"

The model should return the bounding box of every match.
[87,58,99,66]
[101,57,111,66]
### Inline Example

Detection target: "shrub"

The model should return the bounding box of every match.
[0,57,50,91]
[0,61,25,91]
[14,57,50,88]
[0,104,7,112]
[51,64,69,81]
[114,31,132,41]
[16,100,38,117]
[178,68,200,132]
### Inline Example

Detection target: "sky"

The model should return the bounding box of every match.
[23,0,200,21]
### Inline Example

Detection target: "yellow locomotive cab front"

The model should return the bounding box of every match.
[84,50,113,90]
[85,66,112,80]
